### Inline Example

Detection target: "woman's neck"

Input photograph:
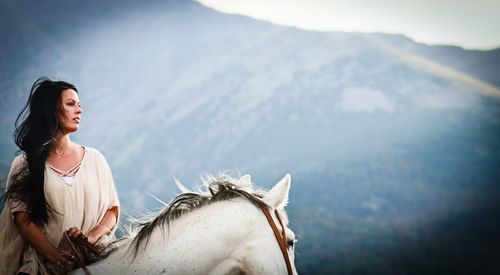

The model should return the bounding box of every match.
[51,134,73,157]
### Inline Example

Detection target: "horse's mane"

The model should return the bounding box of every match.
[128,175,266,258]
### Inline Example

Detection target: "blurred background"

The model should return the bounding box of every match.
[1,0,499,274]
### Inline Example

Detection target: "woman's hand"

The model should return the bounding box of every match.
[46,250,76,274]
[13,211,77,270]
[66,227,97,246]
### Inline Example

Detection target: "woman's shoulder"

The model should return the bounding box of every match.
[12,153,26,162]
[83,146,108,163]
[7,154,27,186]
[10,154,27,169]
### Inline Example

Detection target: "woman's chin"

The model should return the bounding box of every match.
[62,126,79,134]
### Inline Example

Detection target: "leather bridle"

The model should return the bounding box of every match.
[256,200,294,275]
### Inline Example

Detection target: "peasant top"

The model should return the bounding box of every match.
[0,147,120,274]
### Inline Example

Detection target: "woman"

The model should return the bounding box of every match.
[0,77,120,274]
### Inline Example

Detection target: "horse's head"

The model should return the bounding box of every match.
[262,174,297,275]
[176,173,297,275]
[234,174,298,275]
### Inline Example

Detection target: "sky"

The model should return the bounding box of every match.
[198,0,500,50]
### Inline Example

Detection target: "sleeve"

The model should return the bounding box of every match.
[97,152,120,234]
[100,154,120,209]
[5,155,28,216]
[0,156,28,274]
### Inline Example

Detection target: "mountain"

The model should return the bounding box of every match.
[1,1,500,274]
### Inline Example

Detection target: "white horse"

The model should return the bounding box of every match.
[71,174,298,275]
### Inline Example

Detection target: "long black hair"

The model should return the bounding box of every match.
[4,77,78,225]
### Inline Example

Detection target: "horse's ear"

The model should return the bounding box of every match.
[237,174,252,189]
[174,177,191,193]
[263,174,291,209]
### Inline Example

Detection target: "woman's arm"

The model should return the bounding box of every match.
[13,211,72,264]
[88,206,118,244]
[67,206,119,245]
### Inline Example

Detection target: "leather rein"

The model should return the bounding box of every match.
[255,200,294,275]
[63,232,92,275]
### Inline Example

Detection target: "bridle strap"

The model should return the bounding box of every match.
[275,209,287,248]
[256,202,293,275]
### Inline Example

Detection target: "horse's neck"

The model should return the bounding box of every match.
[83,197,283,275]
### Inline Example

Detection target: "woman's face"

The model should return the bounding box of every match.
[58,89,82,134]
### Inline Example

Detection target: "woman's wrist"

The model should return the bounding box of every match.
[95,223,111,233]
[87,233,99,245]
[88,224,110,244]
